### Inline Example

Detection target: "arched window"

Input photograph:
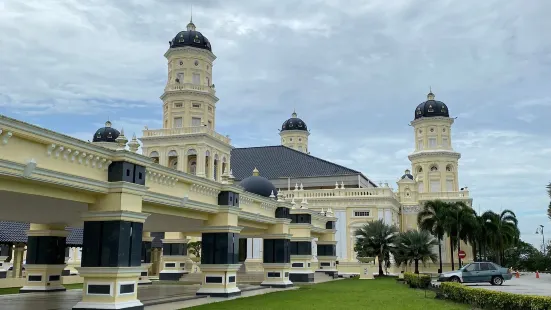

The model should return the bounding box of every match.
[430,165,438,172]
[167,150,178,157]
[150,151,159,157]
[417,166,423,173]
[446,164,453,172]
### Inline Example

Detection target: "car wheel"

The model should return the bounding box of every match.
[450,276,461,283]
[491,276,504,286]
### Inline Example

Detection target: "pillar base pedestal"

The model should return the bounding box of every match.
[261,263,293,288]
[196,264,241,297]
[359,264,375,280]
[289,255,314,283]
[73,267,143,310]
[20,264,66,293]
[138,263,152,285]
[72,300,144,310]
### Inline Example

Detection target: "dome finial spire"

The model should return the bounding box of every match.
[186,5,196,31]
[427,87,435,100]
[291,109,297,118]
[252,167,259,176]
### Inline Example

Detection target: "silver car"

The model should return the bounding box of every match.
[438,262,513,286]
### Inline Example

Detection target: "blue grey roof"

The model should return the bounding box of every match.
[230,145,376,186]
[0,222,83,246]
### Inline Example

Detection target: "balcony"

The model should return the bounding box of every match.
[282,187,397,200]
[142,126,231,145]
[164,83,215,95]
[417,190,470,200]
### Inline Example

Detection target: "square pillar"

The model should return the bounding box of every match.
[72,211,149,310]
[196,147,206,178]
[139,232,154,285]
[196,226,242,297]
[317,242,338,276]
[20,224,68,293]
[11,243,25,278]
[196,198,242,297]
[261,234,293,288]
[159,232,190,281]
[289,239,314,283]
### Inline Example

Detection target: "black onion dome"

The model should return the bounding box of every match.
[169,22,212,51]
[414,92,450,120]
[239,168,278,198]
[93,121,120,143]
[281,111,308,131]
[401,169,414,180]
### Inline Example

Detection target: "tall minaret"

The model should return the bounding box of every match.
[162,20,217,130]
[408,90,460,194]
[279,111,310,154]
[140,18,231,181]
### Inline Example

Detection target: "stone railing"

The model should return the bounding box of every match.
[418,190,470,200]
[142,126,231,144]
[164,83,215,95]
[282,187,397,200]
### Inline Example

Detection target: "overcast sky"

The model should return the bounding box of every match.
[1,0,550,249]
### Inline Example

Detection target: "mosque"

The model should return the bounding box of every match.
[0,18,472,309]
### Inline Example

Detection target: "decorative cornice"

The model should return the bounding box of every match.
[410,116,454,126]
[143,192,219,213]
[238,211,278,224]
[81,211,150,223]
[0,159,109,193]
[408,150,461,161]
[201,226,243,234]
[164,46,217,62]
[45,143,112,170]
[0,128,13,145]
[190,183,219,198]
[145,170,178,187]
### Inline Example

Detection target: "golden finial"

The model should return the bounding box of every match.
[252,167,260,176]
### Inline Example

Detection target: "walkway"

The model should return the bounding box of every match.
[0,284,263,310]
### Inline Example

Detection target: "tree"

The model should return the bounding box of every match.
[354,219,399,276]
[417,200,449,273]
[446,202,477,268]
[394,230,438,274]
[482,210,520,265]
[188,241,202,258]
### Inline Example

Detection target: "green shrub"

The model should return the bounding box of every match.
[440,282,551,310]
[403,272,431,289]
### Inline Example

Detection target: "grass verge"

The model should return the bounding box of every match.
[186,278,469,310]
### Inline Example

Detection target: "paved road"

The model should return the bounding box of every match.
[435,273,551,297]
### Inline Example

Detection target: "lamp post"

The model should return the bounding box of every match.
[536,225,545,255]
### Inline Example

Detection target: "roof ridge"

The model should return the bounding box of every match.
[279,146,360,174]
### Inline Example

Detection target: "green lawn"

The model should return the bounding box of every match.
[0,283,83,295]
[187,278,468,310]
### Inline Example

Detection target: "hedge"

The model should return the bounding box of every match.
[440,282,551,310]
[403,272,431,289]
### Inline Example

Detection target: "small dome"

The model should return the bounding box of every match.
[281,111,308,132]
[93,121,120,143]
[239,168,278,198]
[414,91,450,120]
[169,22,212,51]
[401,169,414,180]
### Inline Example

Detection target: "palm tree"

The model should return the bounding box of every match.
[482,210,520,265]
[354,219,399,276]
[395,230,438,274]
[446,202,477,268]
[417,200,449,273]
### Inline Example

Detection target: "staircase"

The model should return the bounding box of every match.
[179,272,202,284]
